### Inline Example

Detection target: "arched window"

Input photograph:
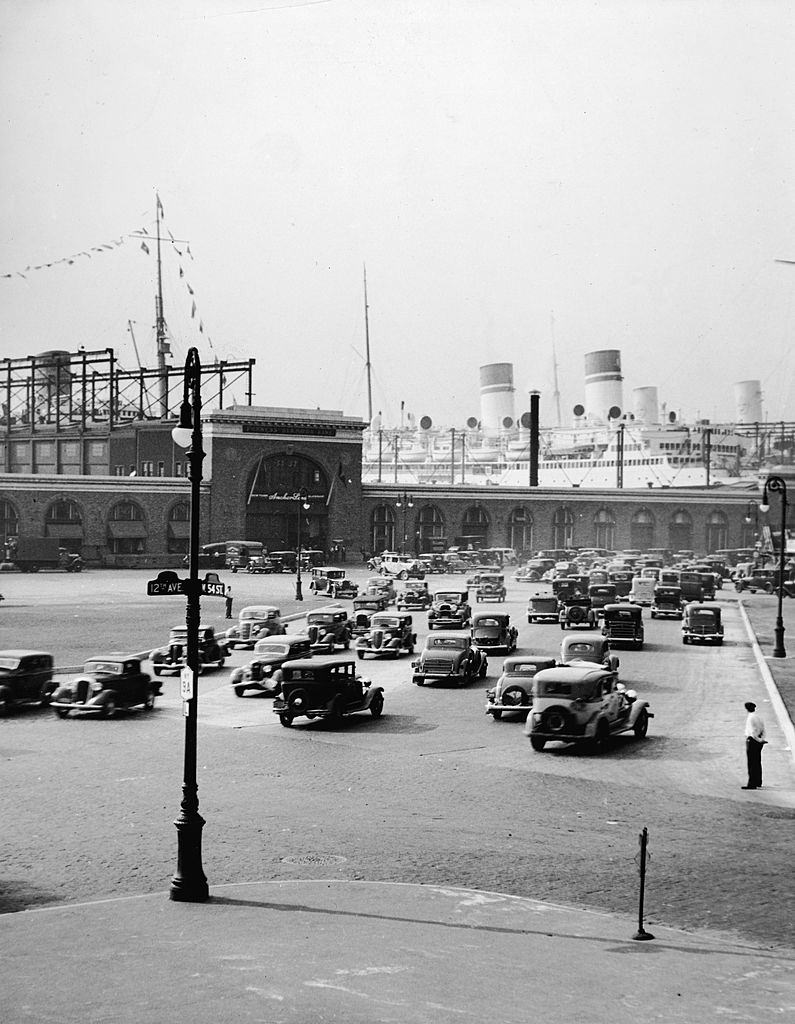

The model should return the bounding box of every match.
[668,509,693,554]
[1,499,19,542]
[593,508,616,550]
[552,506,574,549]
[508,507,533,555]
[108,500,146,554]
[167,502,190,555]
[461,506,490,550]
[631,508,655,551]
[417,505,445,554]
[45,498,84,550]
[245,453,330,554]
[705,510,728,554]
[371,505,396,555]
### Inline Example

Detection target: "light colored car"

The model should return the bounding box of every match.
[485,655,556,720]
[560,633,619,675]
[524,665,652,752]
[628,576,656,606]
[412,632,487,686]
[225,606,285,649]
[229,634,312,697]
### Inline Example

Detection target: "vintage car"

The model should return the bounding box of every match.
[471,612,518,653]
[50,656,158,718]
[150,625,229,675]
[514,559,550,582]
[527,594,560,623]
[357,613,416,659]
[559,594,593,630]
[608,570,634,599]
[628,576,656,607]
[560,633,619,674]
[588,583,617,621]
[475,573,507,603]
[587,569,610,586]
[682,603,724,645]
[229,634,313,697]
[272,656,383,727]
[659,569,680,587]
[306,606,352,652]
[525,665,652,751]
[734,569,778,595]
[364,577,397,604]
[601,603,644,649]
[379,554,426,580]
[350,596,390,637]
[0,650,55,713]
[397,581,432,610]
[269,551,297,572]
[694,571,717,600]
[650,585,684,619]
[245,555,274,574]
[678,571,705,603]
[427,591,472,630]
[552,577,587,602]
[308,567,358,599]
[485,655,558,719]
[226,606,285,649]
[638,566,661,582]
[412,631,487,686]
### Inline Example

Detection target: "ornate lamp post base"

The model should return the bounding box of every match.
[170,809,209,902]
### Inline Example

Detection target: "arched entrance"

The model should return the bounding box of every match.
[705,510,728,554]
[508,507,533,555]
[245,453,329,554]
[371,505,396,554]
[459,506,490,550]
[631,508,655,551]
[552,506,574,549]
[668,509,693,553]
[593,508,616,550]
[417,505,445,553]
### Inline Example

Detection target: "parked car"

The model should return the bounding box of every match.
[485,655,557,720]
[379,554,426,580]
[397,581,432,610]
[650,585,684,619]
[659,569,680,587]
[226,606,285,649]
[272,656,384,727]
[309,567,358,598]
[471,612,518,653]
[428,590,472,630]
[678,571,705,603]
[524,665,652,752]
[0,650,55,713]
[364,577,397,604]
[269,551,297,572]
[560,633,619,674]
[601,603,644,649]
[150,625,228,675]
[527,594,560,624]
[628,576,656,607]
[356,612,416,659]
[693,564,723,591]
[588,583,617,621]
[245,555,274,574]
[350,596,389,638]
[559,594,593,630]
[682,603,724,645]
[475,573,507,603]
[734,569,778,595]
[412,632,487,686]
[608,570,634,599]
[229,634,313,697]
[306,607,352,652]
[50,656,157,718]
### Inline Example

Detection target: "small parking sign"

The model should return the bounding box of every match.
[180,666,194,700]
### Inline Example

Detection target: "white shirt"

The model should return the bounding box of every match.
[745,712,766,742]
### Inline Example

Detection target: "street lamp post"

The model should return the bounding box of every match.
[395,491,414,554]
[760,475,788,659]
[295,488,310,601]
[169,347,209,902]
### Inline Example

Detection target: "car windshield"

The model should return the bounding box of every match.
[691,609,718,621]
[475,618,500,626]
[0,657,21,670]
[309,614,335,624]
[241,609,276,620]
[254,643,290,657]
[85,661,123,674]
[436,593,462,602]
[429,637,466,649]
[565,644,597,658]
[537,679,598,698]
[506,664,540,676]
[373,617,400,628]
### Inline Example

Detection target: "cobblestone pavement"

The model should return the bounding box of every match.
[0,569,793,954]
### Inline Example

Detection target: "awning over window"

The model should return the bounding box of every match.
[45,523,84,539]
[107,521,147,539]
[168,521,191,539]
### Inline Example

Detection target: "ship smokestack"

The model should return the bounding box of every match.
[584,349,623,423]
[733,380,762,423]
[479,363,515,438]
[632,386,659,425]
[530,392,540,486]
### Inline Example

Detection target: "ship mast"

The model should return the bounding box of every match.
[154,194,170,416]
[363,263,373,425]
[551,313,562,427]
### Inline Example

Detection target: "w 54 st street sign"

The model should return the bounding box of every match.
[146,570,226,597]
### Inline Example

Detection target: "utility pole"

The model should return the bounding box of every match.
[363,264,373,425]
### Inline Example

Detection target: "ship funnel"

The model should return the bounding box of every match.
[733,380,762,423]
[632,386,659,425]
[479,363,515,438]
[584,350,623,424]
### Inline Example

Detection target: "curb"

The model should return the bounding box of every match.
[737,598,795,763]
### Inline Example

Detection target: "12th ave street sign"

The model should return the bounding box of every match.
[146,570,226,597]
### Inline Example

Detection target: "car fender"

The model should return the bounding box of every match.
[628,699,652,726]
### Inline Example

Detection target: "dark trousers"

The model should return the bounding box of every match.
[225,598,233,619]
[746,737,764,788]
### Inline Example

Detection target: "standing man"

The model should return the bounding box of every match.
[742,701,767,790]
[225,583,233,620]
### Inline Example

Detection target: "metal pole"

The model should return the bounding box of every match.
[764,476,787,657]
[295,490,304,601]
[632,827,654,940]
[170,348,209,903]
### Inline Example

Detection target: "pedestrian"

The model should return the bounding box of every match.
[742,701,767,790]
[225,583,233,620]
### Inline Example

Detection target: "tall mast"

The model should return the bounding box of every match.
[155,193,168,416]
[551,312,562,427]
[363,264,373,425]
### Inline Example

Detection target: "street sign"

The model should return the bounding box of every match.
[180,666,194,700]
[147,571,187,596]
[201,572,225,597]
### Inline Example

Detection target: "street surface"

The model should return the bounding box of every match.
[1,565,793,950]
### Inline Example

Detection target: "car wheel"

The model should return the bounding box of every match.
[491,709,503,720]
[144,691,156,710]
[764,582,774,595]
[399,570,408,580]
[479,660,487,678]
[370,692,384,718]
[55,708,70,719]
[633,709,649,739]
[100,697,117,719]
[279,713,293,727]
[357,651,365,660]
[530,737,546,752]
[217,657,225,669]
[592,720,610,753]
[329,696,345,723]
[234,686,246,698]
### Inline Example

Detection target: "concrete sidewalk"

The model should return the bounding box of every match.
[4,880,793,1023]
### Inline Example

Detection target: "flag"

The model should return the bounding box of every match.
[199,321,204,333]
[140,241,150,255]
[179,266,184,278]
[191,301,197,318]
[337,460,348,486]
[186,283,194,295]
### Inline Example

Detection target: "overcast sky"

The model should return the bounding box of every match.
[1,0,794,430]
